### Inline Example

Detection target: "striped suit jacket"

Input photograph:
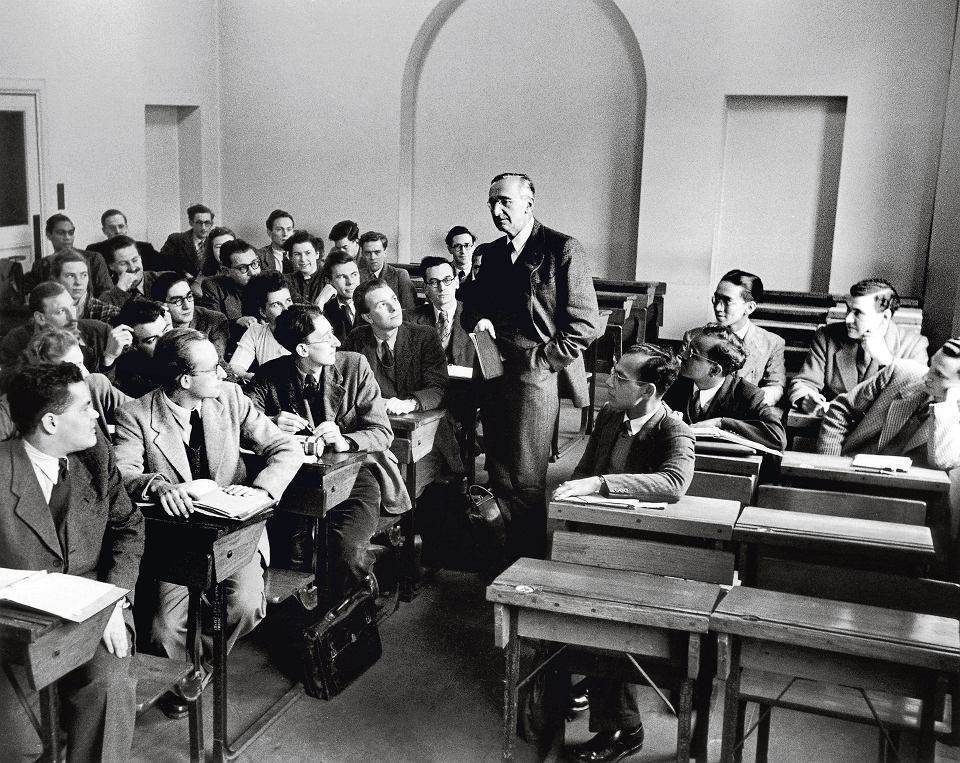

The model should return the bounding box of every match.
[816,360,960,469]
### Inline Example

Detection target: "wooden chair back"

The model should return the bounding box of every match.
[756,484,926,525]
[551,529,735,585]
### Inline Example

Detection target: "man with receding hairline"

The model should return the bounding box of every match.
[462,172,601,561]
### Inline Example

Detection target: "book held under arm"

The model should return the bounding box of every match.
[0,568,127,622]
[469,329,504,379]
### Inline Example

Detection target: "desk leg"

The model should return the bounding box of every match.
[502,607,520,760]
[400,462,419,602]
[586,338,598,434]
[718,634,743,763]
[38,685,59,763]
[918,673,938,762]
[187,588,205,763]
[676,634,699,763]
[211,581,229,763]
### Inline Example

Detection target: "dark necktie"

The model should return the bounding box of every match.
[48,458,70,555]
[436,309,451,348]
[342,302,354,327]
[302,373,321,427]
[457,270,466,283]
[380,340,394,368]
[187,409,209,480]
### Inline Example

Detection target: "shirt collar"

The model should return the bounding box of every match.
[697,382,723,408]
[733,321,749,340]
[161,392,201,429]
[509,216,535,257]
[374,329,398,352]
[22,438,63,481]
[623,406,659,436]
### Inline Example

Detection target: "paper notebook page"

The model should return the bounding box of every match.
[562,495,667,510]
[852,454,912,471]
[192,488,274,518]
[2,573,126,622]
[0,567,43,592]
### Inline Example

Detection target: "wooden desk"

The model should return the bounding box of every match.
[0,602,119,762]
[488,558,720,761]
[712,586,960,762]
[141,506,273,762]
[389,409,446,600]
[549,495,741,542]
[779,450,951,501]
[694,453,763,478]
[735,506,936,570]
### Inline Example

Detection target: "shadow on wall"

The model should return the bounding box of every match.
[398,0,646,280]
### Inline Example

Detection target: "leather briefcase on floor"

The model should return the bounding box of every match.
[302,575,382,699]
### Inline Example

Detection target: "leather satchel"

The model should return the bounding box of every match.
[301,575,382,699]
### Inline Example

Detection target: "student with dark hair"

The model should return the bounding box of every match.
[198,239,261,325]
[664,323,786,451]
[50,249,120,322]
[200,226,236,277]
[683,269,786,407]
[114,328,300,718]
[791,278,929,413]
[0,282,131,373]
[98,234,167,308]
[159,203,216,275]
[408,256,475,366]
[29,213,114,297]
[111,299,170,398]
[256,209,295,273]
[249,305,410,584]
[0,363,143,760]
[230,271,292,379]
[552,344,695,763]
[283,230,331,305]
[445,225,476,280]
[329,219,360,257]
[817,341,960,468]
[321,250,361,342]
[357,231,416,310]
[151,272,229,359]
[87,209,163,272]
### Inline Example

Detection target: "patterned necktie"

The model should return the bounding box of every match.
[380,340,394,368]
[436,308,451,347]
[457,270,465,283]
[342,301,354,326]
[48,458,70,540]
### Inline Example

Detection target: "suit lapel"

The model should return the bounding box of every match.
[835,341,859,392]
[149,391,191,482]
[202,395,226,480]
[10,442,62,560]
[65,452,97,562]
[394,325,411,386]
[452,302,468,358]
[878,384,927,452]
[592,407,624,472]
[703,377,735,419]
[628,405,667,462]
[322,362,346,424]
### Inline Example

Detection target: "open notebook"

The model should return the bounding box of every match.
[190,487,276,521]
[0,568,127,622]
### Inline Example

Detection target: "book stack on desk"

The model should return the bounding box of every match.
[0,568,127,622]
[690,425,781,457]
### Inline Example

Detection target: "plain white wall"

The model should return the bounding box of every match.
[218,0,958,338]
[0,0,222,258]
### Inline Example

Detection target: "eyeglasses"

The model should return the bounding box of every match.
[609,368,638,386]
[425,275,456,289]
[189,364,224,377]
[679,346,719,368]
[165,293,195,308]
[232,261,261,275]
[300,332,336,346]
[448,243,472,251]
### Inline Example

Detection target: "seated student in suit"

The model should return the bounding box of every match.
[151,271,229,360]
[684,270,786,407]
[0,282,132,374]
[329,219,361,258]
[249,305,411,591]
[283,230,333,306]
[26,213,114,297]
[321,250,362,343]
[664,323,787,452]
[229,271,291,380]
[0,328,132,440]
[816,342,960,468]
[114,328,300,716]
[159,203,215,276]
[49,249,120,322]
[98,235,165,308]
[552,344,695,763]
[344,278,461,475]
[111,299,171,398]
[408,255,476,367]
[357,231,416,310]
[199,226,235,277]
[791,278,929,414]
[199,239,261,344]
[86,208,163,272]
[0,363,143,761]
[256,209,295,274]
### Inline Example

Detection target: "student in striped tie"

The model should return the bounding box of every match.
[409,256,475,367]
[553,344,695,762]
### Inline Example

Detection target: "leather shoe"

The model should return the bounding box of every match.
[569,690,590,715]
[158,690,190,720]
[569,725,644,762]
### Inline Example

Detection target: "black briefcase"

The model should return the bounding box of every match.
[301,576,382,699]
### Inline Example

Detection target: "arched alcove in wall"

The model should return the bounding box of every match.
[398,0,646,279]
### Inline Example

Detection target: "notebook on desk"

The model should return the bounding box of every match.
[0,568,127,622]
[190,488,276,521]
[851,454,912,473]
[561,495,667,511]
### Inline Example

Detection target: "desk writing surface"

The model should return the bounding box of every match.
[487,557,720,633]
[711,585,960,672]
[549,495,741,541]
[779,451,950,494]
[694,453,763,477]
[389,410,445,464]
[388,408,446,433]
[786,411,821,430]
[280,451,365,517]
[735,506,935,556]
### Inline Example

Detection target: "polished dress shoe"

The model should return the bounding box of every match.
[569,725,645,762]
[158,690,190,720]
[158,662,213,720]
[569,690,590,715]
